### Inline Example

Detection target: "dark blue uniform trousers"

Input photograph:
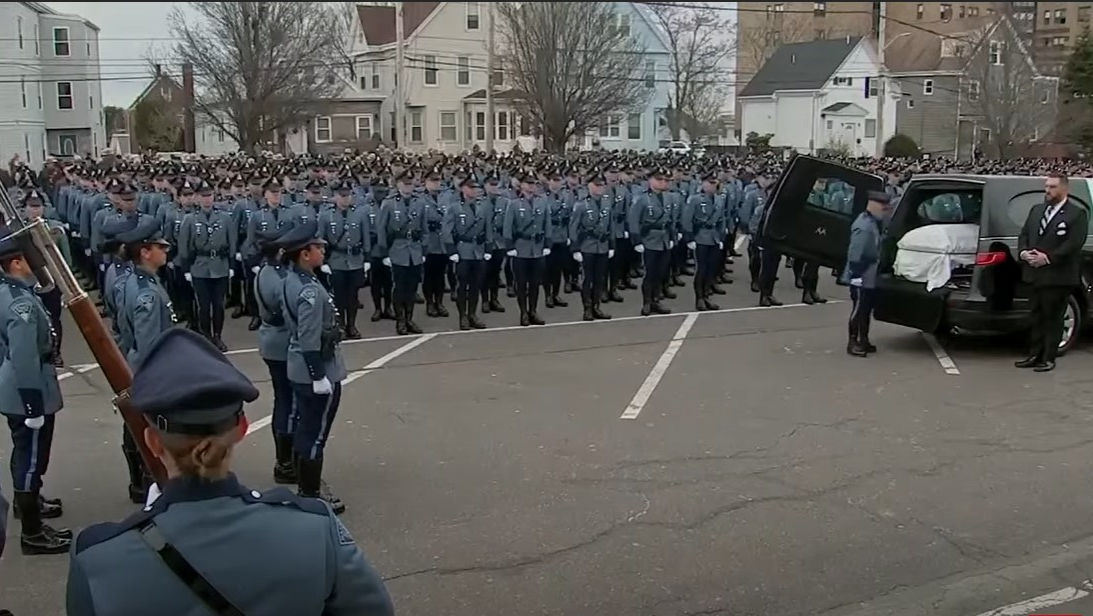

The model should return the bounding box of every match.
[264,359,299,436]
[7,415,56,492]
[291,382,342,461]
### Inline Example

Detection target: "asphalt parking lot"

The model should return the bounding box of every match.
[5,266,1093,616]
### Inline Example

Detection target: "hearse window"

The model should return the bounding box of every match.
[916,192,982,223]
[806,177,856,215]
[1000,192,1090,237]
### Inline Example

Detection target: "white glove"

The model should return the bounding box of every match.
[184,273,192,282]
[145,482,162,507]
[62,222,70,230]
[312,376,333,395]
[506,249,517,257]
[623,231,629,239]
[228,269,234,278]
[251,266,260,274]
[677,233,683,242]
[668,241,675,249]
[608,249,615,259]
[572,251,584,263]
[320,264,332,275]
[543,248,552,257]
[382,257,392,267]
[718,241,724,250]
[634,244,645,254]
[84,248,91,256]
[687,241,697,250]
[72,231,81,238]
[235,252,243,262]
[566,239,571,246]
[363,261,372,272]
[449,254,460,263]
[483,252,492,261]
[850,278,863,287]
[167,262,175,270]
[98,263,106,272]
[24,416,45,430]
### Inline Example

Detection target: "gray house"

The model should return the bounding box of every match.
[888,14,1057,159]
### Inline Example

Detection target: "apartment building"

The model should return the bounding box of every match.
[0,2,106,166]
[1034,2,1092,76]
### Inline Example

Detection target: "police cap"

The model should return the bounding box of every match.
[306,179,324,192]
[275,219,326,253]
[587,168,606,185]
[461,173,480,189]
[263,176,284,192]
[425,165,442,181]
[332,178,353,194]
[484,170,501,185]
[867,190,892,205]
[21,189,45,207]
[254,226,285,249]
[195,179,214,195]
[651,166,671,179]
[395,168,415,185]
[178,179,197,195]
[131,328,258,436]
[115,215,171,247]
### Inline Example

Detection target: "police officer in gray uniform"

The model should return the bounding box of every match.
[682,169,727,311]
[178,180,237,351]
[418,165,451,318]
[570,169,615,321]
[279,221,348,514]
[480,170,509,314]
[0,227,71,555]
[377,169,426,336]
[629,166,676,316]
[119,216,177,369]
[503,173,552,326]
[320,179,371,340]
[442,173,492,330]
[65,328,395,616]
[842,191,893,357]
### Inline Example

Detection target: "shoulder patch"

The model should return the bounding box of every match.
[335,516,355,546]
[136,289,157,309]
[300,286,318,304]
[10,299,34,323]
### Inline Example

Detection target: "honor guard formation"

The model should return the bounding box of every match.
[1,149,1092,615]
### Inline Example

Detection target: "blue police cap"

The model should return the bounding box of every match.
[254,226,284,248]
[0,225,21,261]
[21,189,45,205]
[867,190,892,205]
[115,215,170,246]
[275,219,325,253]
[131,328,259,435]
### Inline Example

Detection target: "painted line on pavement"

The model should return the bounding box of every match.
[245,334,438,436]
[974,583,1090,616]
[57,302,840,382]
[620,312,699,420]
[922,332,961,375]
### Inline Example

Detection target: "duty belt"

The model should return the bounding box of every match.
[406,230,422,241]
[427,221,441,232]
[197,249,224,258]
[329,246,364,255]
[516,232,544,241]
[458,233,486,244]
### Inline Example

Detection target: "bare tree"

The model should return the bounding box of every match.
[962,18,1058,158]
[647,3,733,140]
[167,2,355,153]
[496,2,652,152]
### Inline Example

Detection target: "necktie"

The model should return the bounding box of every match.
[1039,205,1054,235]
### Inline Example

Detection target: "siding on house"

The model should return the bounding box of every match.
[892,75,962,156]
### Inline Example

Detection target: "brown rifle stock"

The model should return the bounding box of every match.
[0,189,166,484]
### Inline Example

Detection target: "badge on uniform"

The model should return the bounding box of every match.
[11,299,33,323]
[335,517,355,546]
[301,287,317,305]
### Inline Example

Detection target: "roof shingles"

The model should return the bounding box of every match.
[357,2,442,46]
[738,37,862,98]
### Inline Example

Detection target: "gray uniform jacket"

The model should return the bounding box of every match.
[503,195,552,258]
[256,263,291,362]
[364,203,384,260]
[484,194,509,252]
[110,263,134,350]
[628,191,675,251]
[66,474,395,616]
[682,192,727,246]
[320,206,371,271]
[179,207,238,279]
[544,191,570,246]
[841,211,884,288]
[291,201,329,229]
[283,266,347,385]
[417,191,448,256]
[0,276,62,418]
[570,194,615,255]
[442,196,493,261]
[608,184,631,240]
[377,193,426,267]
[245,205,296,262]
[232,198,260,257]
[122,268,177,369]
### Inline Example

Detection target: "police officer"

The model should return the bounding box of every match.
[682,169,727,312]
[418,165,450,318]
[377,169,426,336]
[162,179,197,325]
[178,180,237,351]
[65,328,395,616]
[119,216,177,372]
[366,177,395,323]
[843,191,892,357]
[504,173,552,326]
[481,170,509,314]
[279,221,347,513]
[606,164,633,302]
[23,189,69,366]
[0,228,71,555]
[320,179,371,339]
[629,166,675,316]
[541,165,571,308]
[570,169,614,321]
[442,173,491,330]
[254,227,297,485]
[243,173,294,331]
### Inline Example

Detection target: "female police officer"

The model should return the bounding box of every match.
[66,328,394,616]
[279,220,348,514]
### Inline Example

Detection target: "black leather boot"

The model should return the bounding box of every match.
[591,302,612,320]
[583,303,595,321]
[467,296,487,329]
[394,302,408,336]
[273,434,297,484]
[488,290,505,313]
[404,302,423,334]
[15,491,70,555]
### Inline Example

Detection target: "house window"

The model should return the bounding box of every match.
[357,115,373,140]
[86,41,90,56]
[496,111,510,141]
[1055,8,1066,24]
[1080,6,1091,22]
[475,111,486,141]
[315,116,332,142]
[868,77,879,97]
[816,29,827,39]
[1041,89,1050,104]
[492,66,504,87]
[644,60,655,88]
[466,2,481,30]
[34,24,39,55]
[89,94,94,109]
[423,55,438,86]
[989,41,1002,65]
[907,99,915,109]
[519,115,532,136]
[37,82,42,109]
[410,110,423,143]
[457,56,470,86]
[827,119,833,130]
[58,134,76,156]
[969,6,978,16]
[774,3,784,11]
[613,13,631,37]
[968,79,980,101]
[865,118,877,138]
[940,4,951,20]
[833,76,853,86]
[923,79,934,95]
[439,112,457,141]
[465,112,473,142]
[17,16,23,50]
[360,75,367,90]
[917,4,924,19]
[958,4,965,18]
[627,113,642,140]
[602,115,622,138]
[1030,126,1039,142]
[20,77,27,108]
[56,82,73,110]
[813,2,826,16]
[216,128,225,143]
[371,63,380,89]
[1043,9,1051,24]
[53,27,70,56]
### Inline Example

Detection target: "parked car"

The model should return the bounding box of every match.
[760,155,1093,354]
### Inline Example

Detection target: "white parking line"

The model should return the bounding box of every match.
[974,584,1090,616]
[620,313,699,420]
[343,333,437,385]
[923,332,961,375]
[57,363,99,382]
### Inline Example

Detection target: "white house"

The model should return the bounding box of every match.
[738,36,899,157]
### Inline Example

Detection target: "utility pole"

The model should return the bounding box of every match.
[182,62,196,153]
[395,1,406,150]
[874,1,887,157]
[485,2,495,153]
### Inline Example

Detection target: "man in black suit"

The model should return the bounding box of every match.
[1016,172,1089,372]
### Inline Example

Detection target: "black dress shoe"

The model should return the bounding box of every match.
[1014,356,1042,368]
[1034,361,1056,373]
